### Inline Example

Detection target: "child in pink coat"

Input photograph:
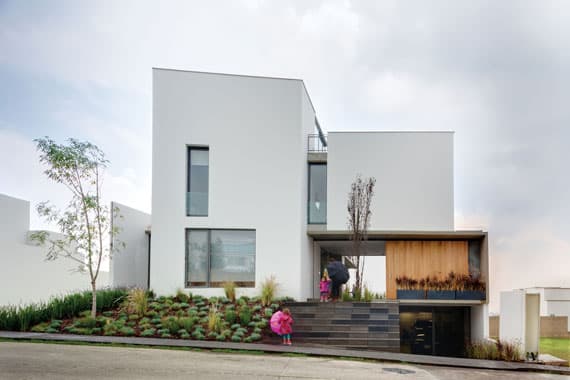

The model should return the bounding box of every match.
[319,269,332,302]
[279,308,294,345]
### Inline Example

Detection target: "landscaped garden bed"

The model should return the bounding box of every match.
[0,279,290,344]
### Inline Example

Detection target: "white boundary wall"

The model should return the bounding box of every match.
[110,202,151,289]
[0,194,108,306]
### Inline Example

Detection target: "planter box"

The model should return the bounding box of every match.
[397,290,425,300]
[426,290,455,300]
[455,290,486,300]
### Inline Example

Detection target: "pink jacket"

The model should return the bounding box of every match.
[320,279,331,293]
[279,313,294,335]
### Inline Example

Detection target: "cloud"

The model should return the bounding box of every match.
[1,0,569,312]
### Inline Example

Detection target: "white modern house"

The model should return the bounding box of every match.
[114,68,490,356]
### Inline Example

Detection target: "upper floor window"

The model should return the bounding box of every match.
[308,163,327,224]
[187,147,209,216]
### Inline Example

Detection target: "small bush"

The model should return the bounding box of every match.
[252,305,262,312]
[223,281,237,302]
[216,334,226,341]
[231,323,241,330]
[141,328,156,337]
[221,329,232,338]
[191,330,204,339]
[231,334,242,342]
[119,327,135,336]
[128,314,140,321]
[31,322,49,332]
[239,306,252,327]
[175,289,189,303]
[179,317,197,332]
[248,321,257,327]
[249,333,261,341]
[151,318,162,325]
[157,328,170,335]
[171,303,182,311]
[162,317,180,335]
[208,305,223,333]
[45,327,59,334]
[180,331,190,339]
[225,310,237,325]
[264,308,273,318]
[466,339,522,362]
[253,327,262,334]
[260,276,278,306]
[127,288,148,316]
[75,317,97,329]
[161,333,172,338]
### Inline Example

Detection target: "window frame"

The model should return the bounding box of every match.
[186,145,209,217]
[184,228,256,288]
[307,163,327,224]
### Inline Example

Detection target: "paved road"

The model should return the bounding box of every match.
[0,342,568,379]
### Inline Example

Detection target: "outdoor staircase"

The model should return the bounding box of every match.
[283,301,400,352]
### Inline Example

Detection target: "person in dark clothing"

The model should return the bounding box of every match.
[326,257,349,301]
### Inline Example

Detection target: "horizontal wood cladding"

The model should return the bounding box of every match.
[386,241,468,300]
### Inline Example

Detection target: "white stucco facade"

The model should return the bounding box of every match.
[0,194,108,306]
[110,202,151,289]
[151,69,315,300]
[326,131,454,231]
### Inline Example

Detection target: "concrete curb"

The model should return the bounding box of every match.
[1,331,569,375]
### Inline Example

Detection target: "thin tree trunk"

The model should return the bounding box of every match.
[91,280,97,318]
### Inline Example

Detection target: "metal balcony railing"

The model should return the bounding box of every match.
[308,134,327,152]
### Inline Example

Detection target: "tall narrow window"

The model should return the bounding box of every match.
[187,147,209,216]
[308,163,327,224]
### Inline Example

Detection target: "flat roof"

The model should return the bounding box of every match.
[152,67,317,114]
[307,230,487,241]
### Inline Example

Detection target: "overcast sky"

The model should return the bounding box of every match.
[1,1,569,312]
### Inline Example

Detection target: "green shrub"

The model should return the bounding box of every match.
[231,335,242,342]
[252,305,262,312]
[191,330,204,339]
[264,308,273,318]
[252,315,261,322]
[179,302,190,309]
[220,297,231,304]
[75,317,97,329]
[119,327,135,336]
[140,328,156,337]
[208,305,223,333]
[221,329,232,338]
[128,314,140,321]
[145,310,158,318]
[231,323,241,330]
[224,310,237,325]
[179,331,190,339]
[248,321,257,327]
[175,289,189,303]
[236,327,248,335]
[256,320,268,329]
[151,318,162,325]
[161,317,180,335]
[260,276,278,306]
[239,306,252,327]
[103,323,118,336]
[92,327,102,334]
[198,311,208,317]
[178,329,189,336]
[216,334,226,341]
[50,319,63,328]
[207,331,217,339]
[223,281,237,302]
[150,302,163,311]
[225,304,235,311]
[126,320,136,327]
[45,327,59,334]
[0,288,127,331]
[171,303,182,311]
[31,322,49,332]
[244,337,253,343]
[249,333,261,341]
[127,288,148,316]
[270,303,279,310]
[157,328,170,335]
[102,311,114,317]
[253,327,262,334]
[178,317,197,331]
[161,333,172,338]
[199,317,208,324]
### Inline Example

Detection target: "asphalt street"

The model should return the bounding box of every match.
[0,342,568,379]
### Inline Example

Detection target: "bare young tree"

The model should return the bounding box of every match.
[30,137,124,318]
[347,174,376,295]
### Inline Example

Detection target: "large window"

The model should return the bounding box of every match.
[185,229,255,287]
[187,147,209,216]
[308,163,327,224]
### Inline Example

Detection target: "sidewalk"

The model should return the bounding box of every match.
[1,331,569,375]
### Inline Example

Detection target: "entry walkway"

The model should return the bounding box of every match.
[1,331,569,375]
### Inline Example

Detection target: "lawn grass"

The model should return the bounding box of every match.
[540,338,570,364]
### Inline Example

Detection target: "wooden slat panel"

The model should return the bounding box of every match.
[385,240,468,300]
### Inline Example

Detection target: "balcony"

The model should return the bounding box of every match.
[308,133,327,153]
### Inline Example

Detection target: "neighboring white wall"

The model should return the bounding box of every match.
[326,132,454,231]
[526,287,570,330]
[500,290,541,353]
[0,194,108,306]
[471,304,489,341]
[110,202,151,289]
[500,290,525,345]
[151,69,315,300]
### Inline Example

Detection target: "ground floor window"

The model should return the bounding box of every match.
[185,229,255,287]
